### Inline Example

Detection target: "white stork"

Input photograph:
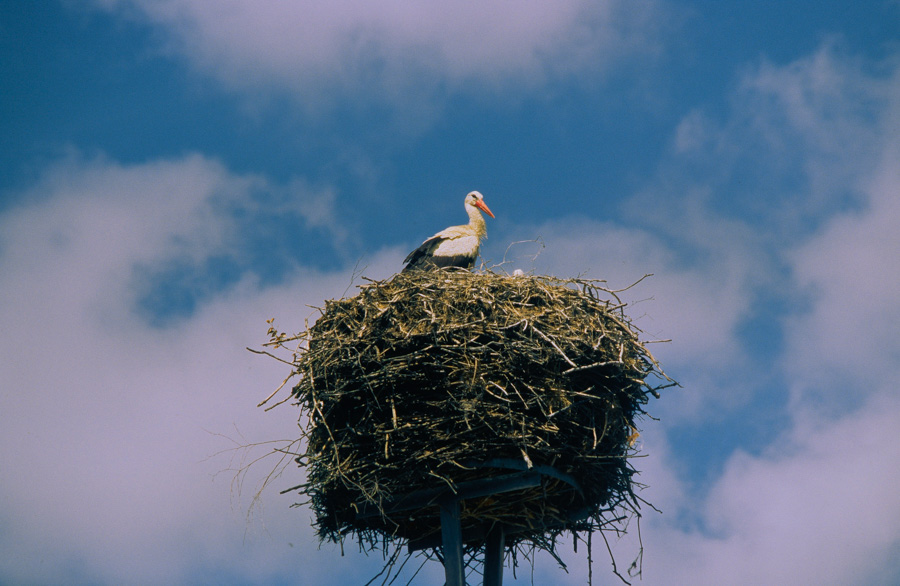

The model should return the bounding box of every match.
[402,191,495,272]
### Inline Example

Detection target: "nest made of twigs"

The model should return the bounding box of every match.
[266,269,672,555]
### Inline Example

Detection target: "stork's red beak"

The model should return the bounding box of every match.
[475,200,495,218]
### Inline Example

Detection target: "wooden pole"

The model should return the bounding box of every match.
[356,468,572,583]
[440,498,465,586]
[483,525,505,586]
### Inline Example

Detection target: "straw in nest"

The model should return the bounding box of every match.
[262,269,673,561]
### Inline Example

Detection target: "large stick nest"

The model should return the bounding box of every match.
[267,270,672,555]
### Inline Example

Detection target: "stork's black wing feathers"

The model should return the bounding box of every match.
[402,237,478,272]
[402,237,444,272]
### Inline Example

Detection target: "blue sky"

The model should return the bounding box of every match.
[2,1,899,584]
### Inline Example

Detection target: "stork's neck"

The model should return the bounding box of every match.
[466,203,488,239]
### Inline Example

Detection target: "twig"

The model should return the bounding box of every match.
[529,325,578,368]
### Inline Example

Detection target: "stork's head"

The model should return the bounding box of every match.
[465,190,495,218]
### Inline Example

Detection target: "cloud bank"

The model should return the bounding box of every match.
[0,153,404,584]
[89,0,664,105]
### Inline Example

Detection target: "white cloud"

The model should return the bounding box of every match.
[783,145,900,411]
[88,0,665,106]
[746,43,900,412]
[633,390,900,586]
[651,42,900,272]
[0,154,406,584]
[742,42,897,213]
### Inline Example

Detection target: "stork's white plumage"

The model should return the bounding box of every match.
[402,191,495,272]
